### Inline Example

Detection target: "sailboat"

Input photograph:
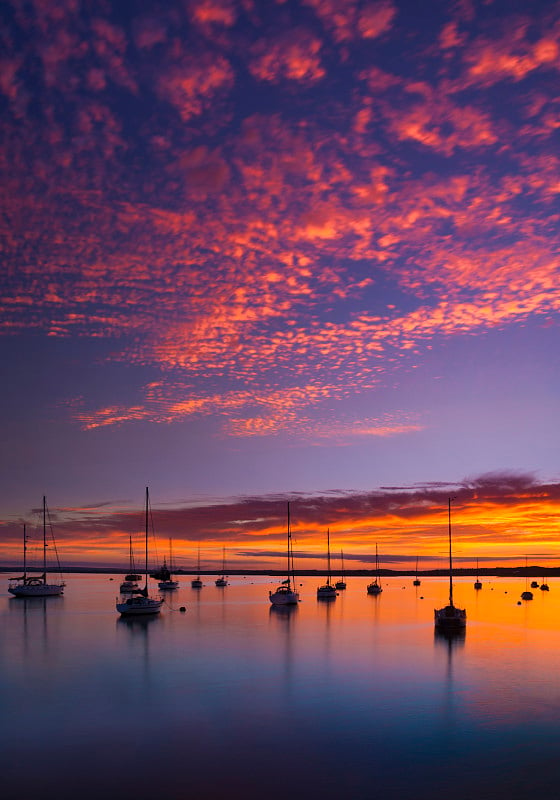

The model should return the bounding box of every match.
[317,528,337,599]
[434,498,466,630]
[521,556,533,600]
[9,498,65,597]
[335,549,346,590]
[474,558,482,590]
[159,538,179,590]
[413,555,421,586]
[116,488,163,616]
[366,543,383,595]
[120,535,141,593]
[191,546,203,588]
[540,577,550,591]
[215,547,228,586]
[269,504,299,606]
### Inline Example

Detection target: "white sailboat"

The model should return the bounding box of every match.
[9,498,65,597]
[116,488,163,616]
[120,535,140,593]
[434,498,466,630]
[191,545,203,588]
[413,555,421,586]
[158,538,179,590]
[269,504,299,606]
[215,547,228,586]
[367,543,383,595]
[335,549,346,590]
[317,528,337,599]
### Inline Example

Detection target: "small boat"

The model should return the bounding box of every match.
[530,581,539,589]
[434,498,466,630]
[413,555,421,586]
[121,535,140,593]
[159,538,179,590]
[116,488,163,617]
[335,549,346,590]
[317,527,337,599]
[215,547,228,586]
[521,557,533,601]
[191,546,203,588]
[9,499,65,597]
[474,558,482,590]
[366,543,383,595]
[269,504,299,606]
[540,576,550,591]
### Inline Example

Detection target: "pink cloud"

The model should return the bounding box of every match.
[159,53,234,120]
[249,29,325,84]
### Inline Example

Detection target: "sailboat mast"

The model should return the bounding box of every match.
[287,502,291,588]
[327,527,331,584]
[448,497,453,606]
[43,495,47,575]
[23,524,27,578]
[145,486,149,590]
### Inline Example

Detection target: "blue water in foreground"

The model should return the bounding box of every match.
[2,574,560,799]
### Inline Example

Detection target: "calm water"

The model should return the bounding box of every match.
[2,574,560,799]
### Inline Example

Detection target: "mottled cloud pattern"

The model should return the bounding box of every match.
[2,0,560,439]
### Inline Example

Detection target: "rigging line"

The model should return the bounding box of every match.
[46,502,64,579]
[148,492,160,565]
[161,595,183,612]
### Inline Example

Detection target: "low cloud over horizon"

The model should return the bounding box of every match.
[2,471,560,568]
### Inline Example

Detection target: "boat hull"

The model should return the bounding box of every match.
[317,585,337,599]
[335,581,346,590]
[191,579,203,588]
[269,588,299,605]
[367,582,382,595]
[434,605,466,629]
[9,582,64,597]
[116,597,163,616]
[158,580,179,590]
[215,578,228,586]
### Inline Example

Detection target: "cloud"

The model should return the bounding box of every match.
[249,29,326,84]
[2,0,560,444]
[2,471,560,566]
[158,52,235,121]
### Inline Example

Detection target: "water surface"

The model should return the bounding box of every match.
[1,574,559,799]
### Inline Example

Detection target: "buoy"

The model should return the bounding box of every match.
[179,606,186,612]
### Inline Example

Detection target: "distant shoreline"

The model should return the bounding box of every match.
[1,566,558,578]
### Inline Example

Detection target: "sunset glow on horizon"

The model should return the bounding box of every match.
[2,0,560,568]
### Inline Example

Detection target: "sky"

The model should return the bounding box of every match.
[2,0,560,570]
